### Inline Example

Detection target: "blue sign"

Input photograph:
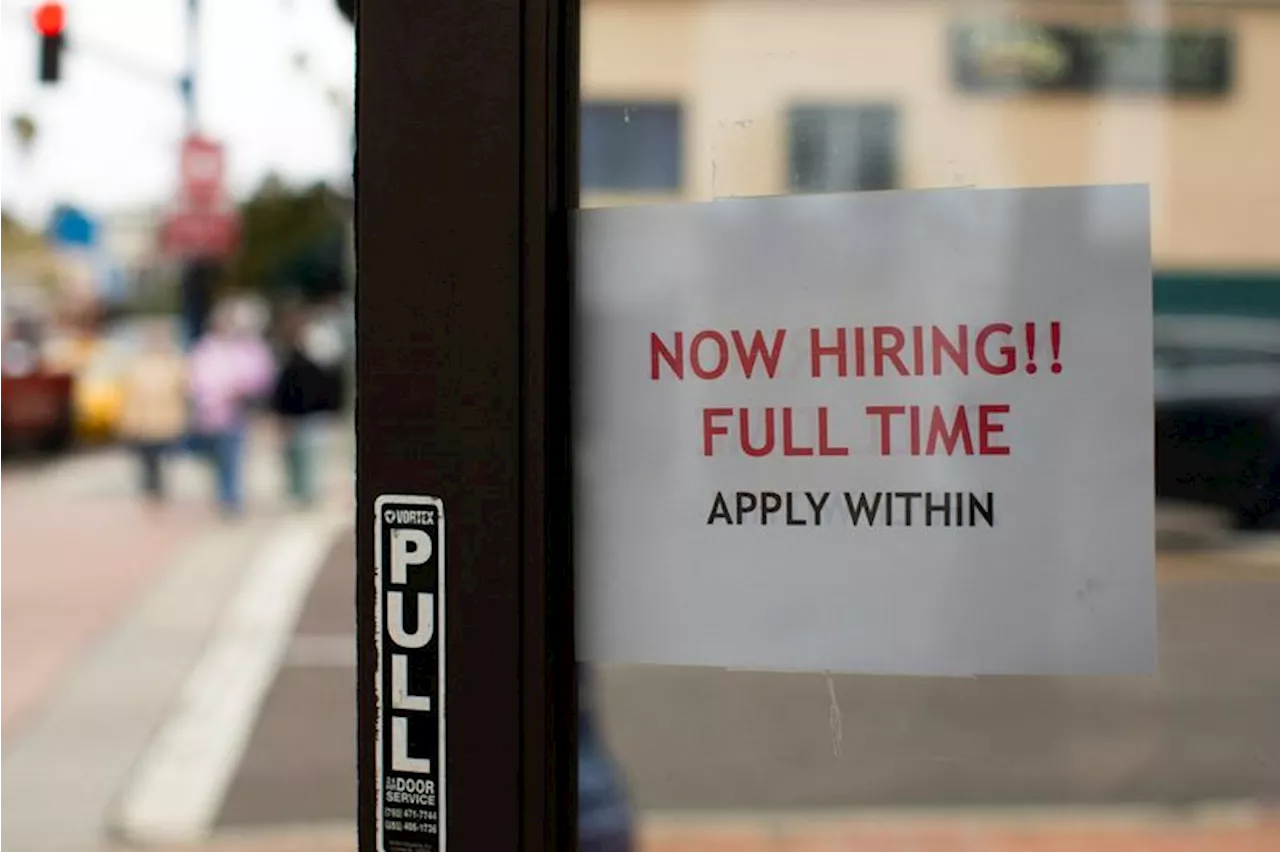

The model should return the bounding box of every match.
[47,205,98,249]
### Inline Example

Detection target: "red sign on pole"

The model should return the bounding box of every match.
[163,134,236,258]
[161,207,239,258]
[179,134,225,207]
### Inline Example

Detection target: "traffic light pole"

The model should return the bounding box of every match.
[183,0,199,131]
[177,0,209,348]
[356,0,580,849]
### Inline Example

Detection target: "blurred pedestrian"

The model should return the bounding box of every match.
[189,299,274,518]
[118,319,188,504]
[270,308,339,507]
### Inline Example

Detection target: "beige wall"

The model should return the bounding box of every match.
[582,0,1280,268]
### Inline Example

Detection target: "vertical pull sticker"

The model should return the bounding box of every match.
[375,495,445,851]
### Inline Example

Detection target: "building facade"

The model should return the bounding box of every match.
[581,0,1280,310]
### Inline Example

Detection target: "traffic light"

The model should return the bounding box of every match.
[33,2,65,84]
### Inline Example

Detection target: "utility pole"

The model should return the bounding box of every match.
[183,0,199,131]
[177,0,215,348]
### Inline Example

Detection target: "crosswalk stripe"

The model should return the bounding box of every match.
[115,510,347,844]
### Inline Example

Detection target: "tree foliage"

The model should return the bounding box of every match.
[224,177,350,300]
[11,114,37,155]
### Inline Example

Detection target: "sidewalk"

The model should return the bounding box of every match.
[1,455,210,737]
[639,825,1280,850]
[1,420,353,852]
[2,420,353,738]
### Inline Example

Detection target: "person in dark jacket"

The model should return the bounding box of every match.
[270,308,341,507]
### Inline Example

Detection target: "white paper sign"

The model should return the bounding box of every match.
[575,185,1155,676]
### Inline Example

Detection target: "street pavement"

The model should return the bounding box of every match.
[5,433,1280,851]
[213,522,1280,846]
[215,529,355,828]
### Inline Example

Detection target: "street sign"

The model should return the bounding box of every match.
[48,205,97,249]
[161,207,238,258]
[179,134,226,207]
[576,184,1156,676]
[375,496,446,851]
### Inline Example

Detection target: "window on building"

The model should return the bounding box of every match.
[581,101,683,192]
[787,104,899,193]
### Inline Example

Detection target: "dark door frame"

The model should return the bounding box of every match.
[355,0,579,848]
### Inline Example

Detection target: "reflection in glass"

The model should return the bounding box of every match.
[577,0,1280,848]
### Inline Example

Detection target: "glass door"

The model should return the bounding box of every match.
[573,2,1280,851]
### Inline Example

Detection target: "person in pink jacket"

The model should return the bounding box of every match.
[189,299,274,517]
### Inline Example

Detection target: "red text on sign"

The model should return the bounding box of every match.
[808,322,1062,378]
[651,329,787,380]
[865,404,1011,456]
[702,407,850,457]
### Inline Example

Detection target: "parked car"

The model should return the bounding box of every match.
[1,315,75,456]
[1155,316,1280,530]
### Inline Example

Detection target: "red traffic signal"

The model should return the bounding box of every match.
[33,2,64,38]
[33,3,65,84]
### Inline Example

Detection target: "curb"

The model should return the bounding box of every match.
[640,806,1280,850]
[109,823,355,852]
[1158,536,1280,580]
[118,805,1280,852]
